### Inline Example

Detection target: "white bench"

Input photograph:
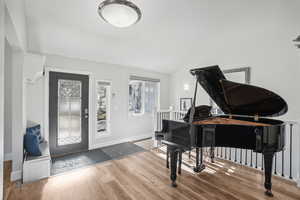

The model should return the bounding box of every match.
[23,141,51,183]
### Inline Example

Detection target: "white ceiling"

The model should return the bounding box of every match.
[24,0,280,73]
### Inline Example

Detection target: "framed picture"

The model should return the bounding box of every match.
[180,98,192,111]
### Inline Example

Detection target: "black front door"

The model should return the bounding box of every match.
[49,72,89,156]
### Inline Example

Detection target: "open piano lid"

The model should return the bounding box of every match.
[190,65,288,117]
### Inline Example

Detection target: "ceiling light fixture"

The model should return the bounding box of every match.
[98,0,142,28]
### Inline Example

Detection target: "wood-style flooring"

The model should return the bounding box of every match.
[5,150,300,200]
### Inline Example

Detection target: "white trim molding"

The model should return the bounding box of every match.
[4,152,12,161]
[0,0,5,198]
[44,66,93,150]
[90,133,152,150]
[95,79,112,138]
[10,170,22,181]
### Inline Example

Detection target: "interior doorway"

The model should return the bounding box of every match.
[49,71,89,156]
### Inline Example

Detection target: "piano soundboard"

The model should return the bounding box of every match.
[193,117,271,126]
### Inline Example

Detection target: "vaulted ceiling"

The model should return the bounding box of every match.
[24,0,288,73]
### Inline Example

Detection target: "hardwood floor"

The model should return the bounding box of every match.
[5,150,300,200]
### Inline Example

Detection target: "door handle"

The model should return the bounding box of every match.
[84,108,89,119]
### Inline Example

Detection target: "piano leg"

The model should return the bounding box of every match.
[263,151,275,197]
[178,151,182,175]
[166,146,169,169]
[170,148,179,187]
[194,147,206,172]
[210,147,215,163]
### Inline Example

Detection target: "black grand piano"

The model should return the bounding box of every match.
[161,65,288,197]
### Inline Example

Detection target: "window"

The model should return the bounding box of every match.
[129,76,159,115]
[144,81,159,113]
[129,80,143,114]
[210,67,251,115]
[96,81,111,134]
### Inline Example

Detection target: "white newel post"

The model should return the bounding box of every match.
[0,0,5,197]
[170,111,174,120]
[297,119,300,187]
[153,109,158,148]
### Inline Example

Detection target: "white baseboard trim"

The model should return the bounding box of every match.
[4,152,12,161]
[11,170,22,181]
[90,133,152,150]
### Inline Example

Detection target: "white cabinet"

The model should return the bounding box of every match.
[23,141,51,183]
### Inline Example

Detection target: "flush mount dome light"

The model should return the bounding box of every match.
[98,0,142,28]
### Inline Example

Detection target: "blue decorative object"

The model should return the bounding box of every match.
[26,124,43,143]
[24,134,42,156]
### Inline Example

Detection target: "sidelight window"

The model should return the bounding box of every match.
[96,81,111,134]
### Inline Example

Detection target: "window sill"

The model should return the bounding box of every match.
[95,132,111,139]
[129,112,153,117]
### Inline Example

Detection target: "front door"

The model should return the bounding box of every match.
[49,72,89,156]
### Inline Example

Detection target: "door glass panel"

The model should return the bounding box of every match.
[58,79,82,146]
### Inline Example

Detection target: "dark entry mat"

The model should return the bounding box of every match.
[51,142,145,175]
[102,142,146,159]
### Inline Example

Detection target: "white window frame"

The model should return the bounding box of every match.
[95,80,111,138]
[128,76,160,117]
[129,80,145,116]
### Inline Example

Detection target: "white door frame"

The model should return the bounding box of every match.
[44,67,93,151]
[0,0,5,198]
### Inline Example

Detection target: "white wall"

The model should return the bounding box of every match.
[26,54,170,150]
[10,50,25,181]
[4,0,27,50]
[3,0,30,182]
[3,1,27,181]
[26,79,44,132]
[169,1,300,121]
[4,39,12,160]
[23,53,45,83]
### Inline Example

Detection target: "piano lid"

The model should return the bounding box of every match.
[190,65,288,117]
